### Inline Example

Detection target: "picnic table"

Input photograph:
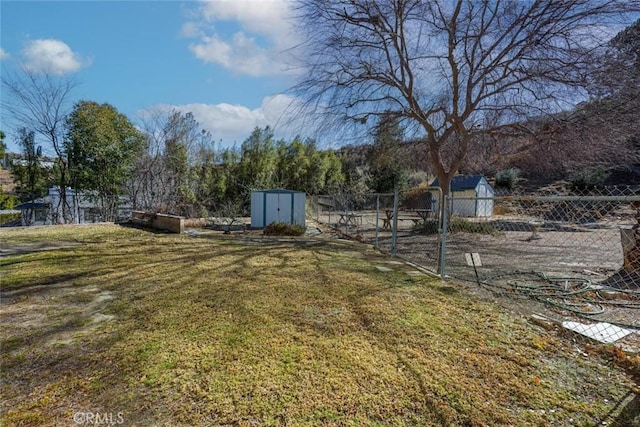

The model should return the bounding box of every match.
[382,209,432,230]
[338,212,363,227]
[409,209,432,221]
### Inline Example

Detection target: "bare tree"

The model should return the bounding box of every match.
[128,109,175,213]
[129,109,213,216]
[214,197,247,234]
[1,68,77,222]
[292,0,640,197]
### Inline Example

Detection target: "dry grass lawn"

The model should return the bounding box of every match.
[0,224,638,426]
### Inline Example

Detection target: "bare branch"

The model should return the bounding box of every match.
[291,0,640,194]
[1,67,78,222]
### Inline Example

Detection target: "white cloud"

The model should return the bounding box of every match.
[141,94,309,145]
[183,0,297,76]
[180,21,203,38]
[199,0,292,44]
[0,48,9,60]
[189,32,275,77]
[21,39,88,75]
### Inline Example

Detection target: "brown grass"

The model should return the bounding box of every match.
[0,224,637,426]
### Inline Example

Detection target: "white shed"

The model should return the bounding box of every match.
[432,175,494,217]
[251,189,306,229]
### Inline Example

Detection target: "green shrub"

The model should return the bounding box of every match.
[0,193,19,210]
[568,167,608,191]
[413,217,496,235]
[494,168,520,190]
[449,216,497,234]
[0,212,21,226]
[263,222,306,236]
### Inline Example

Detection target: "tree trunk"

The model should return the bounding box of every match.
[621,201,640,272]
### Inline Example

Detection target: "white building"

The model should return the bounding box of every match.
[14,187,131,226]
[432,175,495,217]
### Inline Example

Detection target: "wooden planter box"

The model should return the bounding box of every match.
[131,211,184,234]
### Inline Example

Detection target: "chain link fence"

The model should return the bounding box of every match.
[311,192,394,250]
[312,186,640,333]
[441,187,639,331]
[310,188,443,271]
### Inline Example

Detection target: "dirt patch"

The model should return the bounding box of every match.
[0,241,81,256]
[1,285,117,349]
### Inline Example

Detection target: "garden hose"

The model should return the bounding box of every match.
[463,270,640,329]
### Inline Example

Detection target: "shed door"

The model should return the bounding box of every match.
[265,193,292,225]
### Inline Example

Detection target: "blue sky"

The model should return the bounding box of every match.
[1,0,304,152]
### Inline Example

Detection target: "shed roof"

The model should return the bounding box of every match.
[14,201,50,210]
[432,175,488,191]
[253,189,305,194]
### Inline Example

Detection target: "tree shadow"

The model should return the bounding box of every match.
[596,390,640,426]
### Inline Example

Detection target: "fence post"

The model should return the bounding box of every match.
[344,192,348,234]
[622,201,640,272]
[391,186,399,255]
[329,195,333,226]
[438,194,449,277]
[375,194,380,249]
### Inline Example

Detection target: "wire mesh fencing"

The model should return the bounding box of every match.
[310,192,395,245]
[437,187,640,331]
[311,188,443,269]
[313,185,639,332]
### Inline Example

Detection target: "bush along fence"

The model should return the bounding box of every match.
[311,186,640,335]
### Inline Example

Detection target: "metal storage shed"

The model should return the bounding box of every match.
[251,189,306,229]
[432,175,494,217]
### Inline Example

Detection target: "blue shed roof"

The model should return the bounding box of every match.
[432,175,488,191]
[14,201,50,210]
[253,189,305,194]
